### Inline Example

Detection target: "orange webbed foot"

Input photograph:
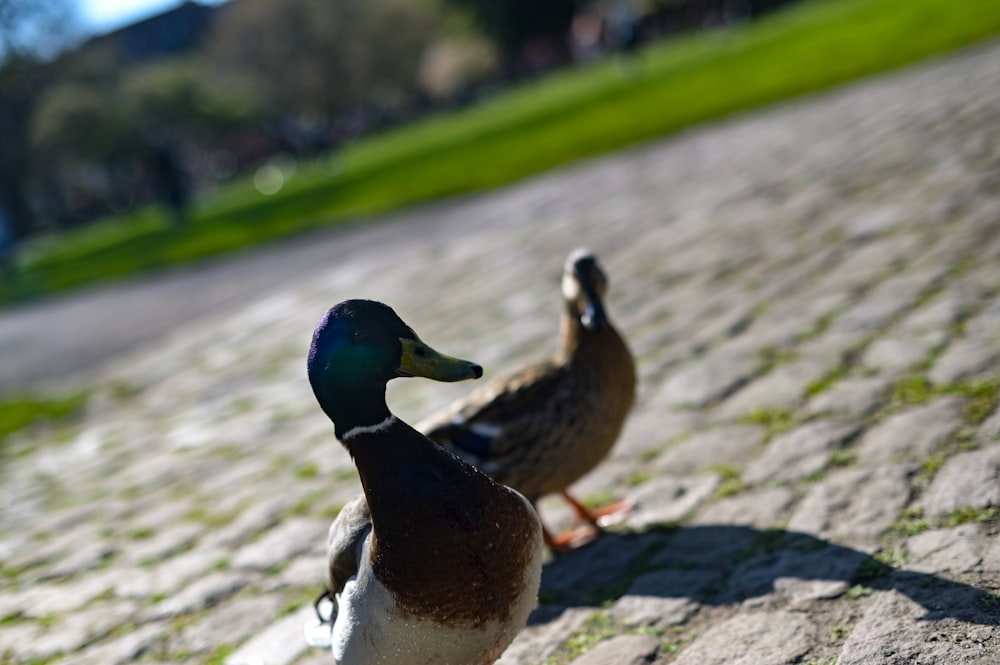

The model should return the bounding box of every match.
[543,523,600,554]
[560,491,634,529]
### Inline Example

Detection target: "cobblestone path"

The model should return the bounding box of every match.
[2,39,1000,665]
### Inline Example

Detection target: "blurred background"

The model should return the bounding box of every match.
[0,0,926,303]
[1,0,798,238]
[0,0,998,327]
[1,3,999,663]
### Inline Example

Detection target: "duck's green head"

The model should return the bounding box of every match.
[308,299,482,434]
[562,248,609,329]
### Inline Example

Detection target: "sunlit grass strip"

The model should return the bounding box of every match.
[4,0,1000,304]
[0,393,88,448]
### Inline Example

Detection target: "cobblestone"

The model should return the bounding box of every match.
[230,518,326,571]
[787,464,913,546]
[906,524,993,575]
[566,634,660,665]
[670,611,816,665]
[3,38,1000,665]
[805,376,891,419]
[855,397,965,465]
[742,421,858,486]
[838,588,999,664]
[653,424,764,475]
[918,444,1000,517]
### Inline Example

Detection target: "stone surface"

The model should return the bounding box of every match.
[57,623,166,665]
[625,474,720,528]
[230,517,326,571]
[114,546,229,598]
[742,421,858,486]
[721,545,866,607]
[567,634,660,665]
[862,332,945,374]
[671,611,816,665]
[18,600,139,661]
[980,408,1000,441]
[497,607,594,665]
[855,397,965,465]
[930,337,1000,385]
[613,410,703,460]
[650,524,761,569]
[838,589,999,664]
[693,487,795,529]
[147,571,252,619]
[905,524,991,575]
[540,532,662,605]
[167,594,285,657]
[716,359,830,419]
[653,425,764,476]
[119,522,205,566]
[787,464,913,544]
[654,351,759,409]
[918,444,1000,517]
[225,605,313,665]
[608,569,709,628]
[2,37,1000,665]
[805,376,891,419]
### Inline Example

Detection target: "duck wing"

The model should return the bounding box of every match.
[306,494,372,650]
[419,360,568,486]
[327,493,372,598]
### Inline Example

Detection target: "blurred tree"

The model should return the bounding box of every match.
[363,0,444,106]
[443,0,580,68]
[31,46,134,162]
[32,81,133,161]
[204,0,443,121]
[120,58,259,141]
[0,0,78,239]
[419,34,497,100]
[29,45,263,224]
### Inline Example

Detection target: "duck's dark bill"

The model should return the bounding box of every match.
[397,338,483,382]
[581,282,608,329]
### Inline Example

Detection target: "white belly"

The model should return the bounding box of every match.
[332,540,542,665]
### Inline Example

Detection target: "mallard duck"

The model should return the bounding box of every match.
[303,299,543,665]
[418,249,636,550]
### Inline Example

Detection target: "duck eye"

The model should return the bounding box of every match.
[352,329,367,343]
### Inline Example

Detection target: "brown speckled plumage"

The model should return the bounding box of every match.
[419,250,636,543]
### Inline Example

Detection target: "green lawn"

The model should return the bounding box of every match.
[5,0,1000,305]
[0,392,87,455]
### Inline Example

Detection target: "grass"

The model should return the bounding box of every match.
[0,393,88,452]
[891,375,935,407]
[805,366,848,398]
[891,504,998,536]
[845,584,873,600]
[709,463,745,498]
[543,612,618,665]
[625,470,655,487]
[757,346,799,373]
[5,0,1000,305]
[741,407,796,439]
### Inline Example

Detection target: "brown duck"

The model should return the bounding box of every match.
[418,249,636,550]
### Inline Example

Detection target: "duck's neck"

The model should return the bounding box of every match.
[320,381,392,440]
[556,301,631,368]
[556,303,596,361]
[342,418,464,527]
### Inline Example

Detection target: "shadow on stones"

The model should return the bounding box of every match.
[529,525,1000,626]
